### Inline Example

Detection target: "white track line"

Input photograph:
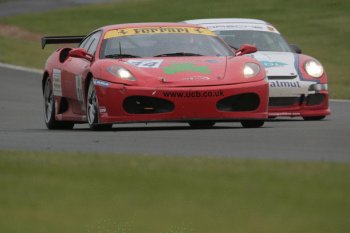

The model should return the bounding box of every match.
[0,62,42,74]
[1,62,350,103]
[330,99,350,103]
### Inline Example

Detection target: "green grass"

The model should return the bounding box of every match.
[0,0,349,98]
[0,36,52,68]
[1,150,350,233]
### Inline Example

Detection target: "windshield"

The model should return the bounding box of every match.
[100,32,233,58]
[216,30,291,52]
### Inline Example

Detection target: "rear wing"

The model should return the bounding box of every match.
[41,36,85,49]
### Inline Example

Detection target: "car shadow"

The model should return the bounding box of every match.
[73,125,244,132]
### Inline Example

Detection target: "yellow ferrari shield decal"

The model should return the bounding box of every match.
[104,27,216,39]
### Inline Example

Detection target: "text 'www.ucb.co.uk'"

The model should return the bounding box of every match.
[163,90,224,98]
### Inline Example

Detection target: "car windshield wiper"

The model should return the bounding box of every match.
[105,54,141,58]
[228,44,238,50]
[154,52,203,57]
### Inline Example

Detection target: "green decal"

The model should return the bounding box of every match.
[162,63,211,74]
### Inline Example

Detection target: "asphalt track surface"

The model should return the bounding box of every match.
[1,65,349,162]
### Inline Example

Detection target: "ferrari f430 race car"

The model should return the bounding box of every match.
[184,18,330,120]
[42,23,268,130]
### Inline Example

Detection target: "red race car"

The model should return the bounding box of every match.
[41,23,268,130]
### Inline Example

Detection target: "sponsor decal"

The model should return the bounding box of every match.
[163,90,224,98]
[99,106,107,113]
[104,27,216,39]
[52,68,62,96]
[270,81,301,88]
[209,23,281,34]
[75,75,86,111]
[271,112,301,116]
[93,79,110,87]
[55,101,59,115]
[126,59,163,68]
[183,76,210,81]
[260,60,288,68]
[162,63,211,74]
[75,75,84,103]
[209,24,265,31]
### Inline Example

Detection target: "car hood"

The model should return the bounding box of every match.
[94,56,266,87]
[122,56,229,87]
[250,51,298,77]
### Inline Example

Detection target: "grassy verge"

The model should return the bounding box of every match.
[0,36,52,68]
[0,0,349,98]
[1,150,349,233]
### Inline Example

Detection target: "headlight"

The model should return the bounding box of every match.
[304,60,324,78]
[243,63,260,78]
[107,66,136,81]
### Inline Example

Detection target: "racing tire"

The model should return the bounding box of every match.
[43,78,74,130]
[303,116,326,121]
[188,121,215,129]
[86,79,113,131]
[240,120,264,128]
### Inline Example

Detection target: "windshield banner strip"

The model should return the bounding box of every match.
[207,24,280,34]
[104,27,217,39]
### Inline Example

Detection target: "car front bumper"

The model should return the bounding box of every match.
[94,79,269,124]
[268,91,330,117]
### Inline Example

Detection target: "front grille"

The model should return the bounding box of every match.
[268,75,297,80]
[216,93,260,112]
[123,96,174,114]
[269,97,300,107]
[306,94,325,106]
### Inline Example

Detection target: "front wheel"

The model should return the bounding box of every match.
[86,79,112,131]
[43,78,74,130]
[240,120,264,128]
[303,116,326,121]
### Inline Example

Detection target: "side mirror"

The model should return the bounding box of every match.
[68,48,94,62]
[289,44,302,54]
[235,44,258,56]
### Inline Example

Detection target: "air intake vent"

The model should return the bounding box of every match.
[306,94,325,106]
[216,93,260,112]
[123,96,174,114]
[269,97,299,107]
